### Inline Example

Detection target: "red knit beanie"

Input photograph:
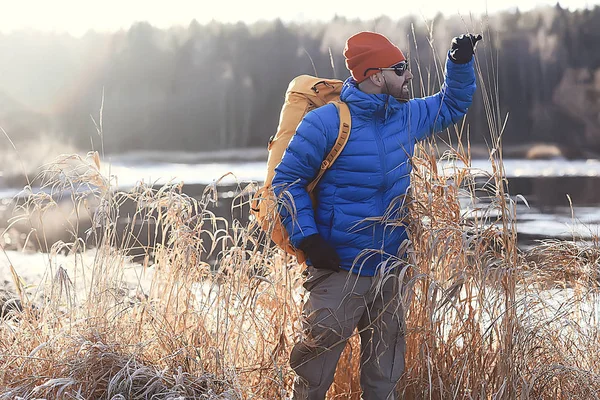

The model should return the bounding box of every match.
[344,32,406,83]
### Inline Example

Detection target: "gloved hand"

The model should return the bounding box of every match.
[298,234,341,272]
[449,33,483,64]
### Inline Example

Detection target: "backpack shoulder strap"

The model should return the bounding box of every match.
[306,101,351,193]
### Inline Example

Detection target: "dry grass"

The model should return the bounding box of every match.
[0,141,598,399]
[398,146,600,399]
[0,151,305,399]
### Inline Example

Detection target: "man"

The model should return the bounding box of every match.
[272,31,480,399]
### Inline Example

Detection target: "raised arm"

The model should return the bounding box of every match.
[409,34,480,141]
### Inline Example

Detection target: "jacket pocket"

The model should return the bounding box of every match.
[325,205,335,242]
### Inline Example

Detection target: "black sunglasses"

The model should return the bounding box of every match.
[363,60,409,77]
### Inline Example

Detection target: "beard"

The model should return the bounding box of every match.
[383,82,411,102]
[380,76,411,101]
[395,83,411,102]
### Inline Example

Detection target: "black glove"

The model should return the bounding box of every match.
[298,234,341,272]
[449,33,483,64]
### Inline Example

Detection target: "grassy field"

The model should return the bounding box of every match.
[0,141,598,399]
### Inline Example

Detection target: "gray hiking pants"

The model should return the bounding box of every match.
[290,267,406,400]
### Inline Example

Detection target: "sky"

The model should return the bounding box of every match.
[0,0,598,36]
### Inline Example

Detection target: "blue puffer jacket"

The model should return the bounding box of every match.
[272,56,476,276]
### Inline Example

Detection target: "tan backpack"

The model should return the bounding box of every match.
[251,75,352,264]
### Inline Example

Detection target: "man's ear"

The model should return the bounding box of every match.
[368,72,383,87]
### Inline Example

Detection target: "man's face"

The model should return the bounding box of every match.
[380,62,413,101]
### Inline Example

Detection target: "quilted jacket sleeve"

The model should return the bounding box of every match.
[272,109,331,248]
[408,54,476,142]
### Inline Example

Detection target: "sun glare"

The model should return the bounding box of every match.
[0,0,597,36]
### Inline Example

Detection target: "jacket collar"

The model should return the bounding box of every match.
[340,77,404,120]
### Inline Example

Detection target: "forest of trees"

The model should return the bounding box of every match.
[2,4,600,157]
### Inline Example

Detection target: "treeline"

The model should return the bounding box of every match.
[2,4,600,156]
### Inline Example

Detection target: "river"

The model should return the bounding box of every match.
[2,151,600,248]
[101,154,600,246]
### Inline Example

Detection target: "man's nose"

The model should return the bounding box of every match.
[405,70,413,80]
